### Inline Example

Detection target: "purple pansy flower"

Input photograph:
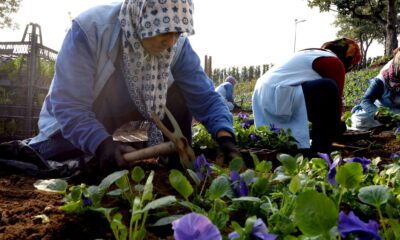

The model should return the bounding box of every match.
[236,112,245,121]
[172,213,222,240]
[395,127,400,135]
[269,124,281,134]
[237,112,251,122]
[347,156,371,174]
[318,152,341,186]
[390,152,400,160]
[229,218,277,240]
[249,134,261,143]
[241,122,251,129]
[230,170,249,197]
[82,195,92,207]
[194,154,212,181]
[338,211,382,240]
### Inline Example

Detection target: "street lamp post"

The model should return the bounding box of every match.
[293,19,306,53]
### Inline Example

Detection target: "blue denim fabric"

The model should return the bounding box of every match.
[360,78,384,118]
[29,131,84,160]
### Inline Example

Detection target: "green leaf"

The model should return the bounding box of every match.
[229,157,244,172]
[33,179,68,193]
[277,153,297,176]
[231,221,244,236]
[255,160,272,173]
[295,190,338,236]
[92,207,118,222]
[70,185,82,201]
[87,186,103,207]
[252,177,269,196]
[358,185,391,208]
[244,216,257,235]
[232,196,261,203]
[152,215,183,226]
[142,170,154,202]
[131,166,145,183]
[107,187,128,197]
[250,152,260,166]
[389,218,400,239]
[208,175,230,200]
[289,175,301,194]
[59,201,83,213]
[336,162,364,189]
[115,175,130,190]
[311,158,329,170]
[98,170,128,191]
[110,213,128,240]
[187,169,201,186]
[169,169,193,199]
[143,195,176,211]
[208,198,229,230]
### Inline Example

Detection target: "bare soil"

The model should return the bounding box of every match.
[0,128,399,240]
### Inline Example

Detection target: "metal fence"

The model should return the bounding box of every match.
[0,23,58,141]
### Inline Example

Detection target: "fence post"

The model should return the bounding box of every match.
[204,55,212,79]
[25,24,40,137]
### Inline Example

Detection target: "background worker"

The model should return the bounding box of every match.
[252,38,361,153]
[215,76,239,111]
[350,50,400,130]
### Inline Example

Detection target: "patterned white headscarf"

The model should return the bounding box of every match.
[119,0,195,145]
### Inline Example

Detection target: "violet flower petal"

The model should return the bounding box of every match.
[230,170,240,182]
[172,213,222,240]
[317,152,331,167]
[318,152,340,186]
[251,218,278,240]
[238,177,249,197]
[338,211,382,240]
[348,157,371,173]
[228,231,240,239]
[328,157,340,187]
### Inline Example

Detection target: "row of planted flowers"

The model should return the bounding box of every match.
[193,112,298,151]
[34,149,400,239]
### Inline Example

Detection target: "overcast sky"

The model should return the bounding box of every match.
[0,0,384,68]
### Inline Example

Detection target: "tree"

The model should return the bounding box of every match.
[0,0,22,29]
[307,0,398,56]
[334,15,385,68]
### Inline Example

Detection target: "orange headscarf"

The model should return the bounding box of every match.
[321,38,362,72]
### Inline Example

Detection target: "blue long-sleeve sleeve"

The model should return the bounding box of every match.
[360,78,384,118]
[49,22,109,154]
[171,38,234,139]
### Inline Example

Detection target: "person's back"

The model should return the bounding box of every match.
[215,76,237,111]
[252,38,361,153]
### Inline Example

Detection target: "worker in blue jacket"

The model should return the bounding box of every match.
[215,76,239,111]
[29,0,239,171]
[350,50,400,130]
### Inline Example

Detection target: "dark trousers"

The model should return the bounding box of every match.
[30,83,192,160]
[301,78,341,152]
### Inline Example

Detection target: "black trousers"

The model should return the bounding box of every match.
[301,78,341,152]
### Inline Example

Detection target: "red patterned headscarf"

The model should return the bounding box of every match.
[382,51,400,101]
[321,38,361,72]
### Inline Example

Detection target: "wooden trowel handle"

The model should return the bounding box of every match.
[123,141,176,162]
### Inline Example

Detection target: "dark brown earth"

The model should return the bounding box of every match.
[0,128,399,240]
